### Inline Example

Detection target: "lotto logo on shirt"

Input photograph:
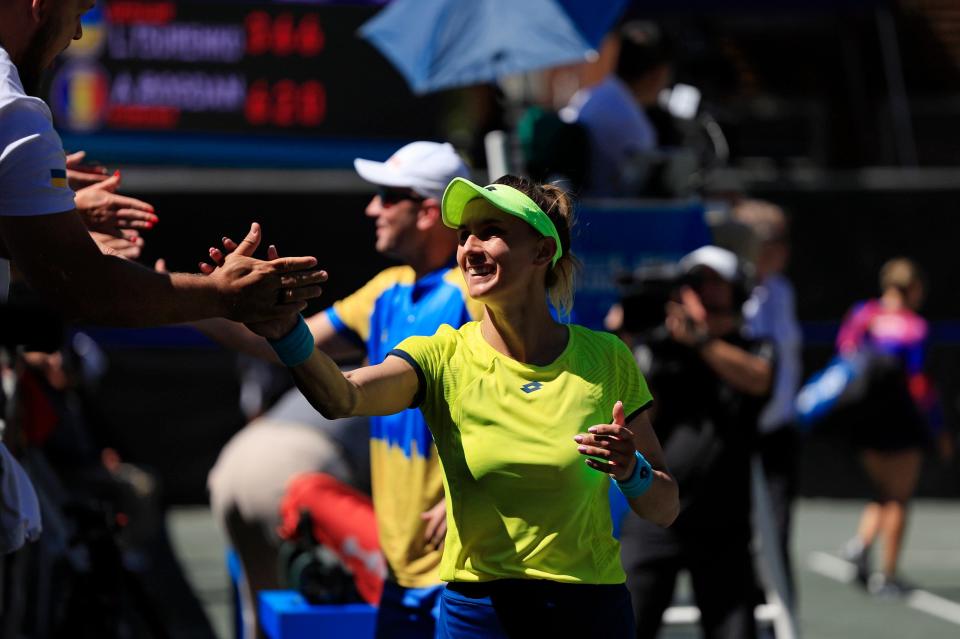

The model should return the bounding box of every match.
[50,169,67,189]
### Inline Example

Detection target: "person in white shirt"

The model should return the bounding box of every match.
[737,199,803,606]
[0,0,325,554]
[0,0,325,326]
[560,22,673,196]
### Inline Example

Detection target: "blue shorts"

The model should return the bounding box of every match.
[375,581,444,639]
[437,580,635,639]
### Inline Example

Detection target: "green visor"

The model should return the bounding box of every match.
[441,177,563,267]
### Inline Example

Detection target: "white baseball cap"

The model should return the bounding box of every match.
[678,245,740,282]
[354,141,470,201]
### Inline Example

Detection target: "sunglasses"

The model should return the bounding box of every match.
[376,186,425,206]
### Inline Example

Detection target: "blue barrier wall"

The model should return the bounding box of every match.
[572,199,711,329]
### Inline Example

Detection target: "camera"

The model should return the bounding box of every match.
[276,509,362,606]
[615,261,681,336]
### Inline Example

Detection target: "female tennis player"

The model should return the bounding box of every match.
[249,175,679,637]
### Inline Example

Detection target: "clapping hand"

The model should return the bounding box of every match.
[66,150,110,190]
[574,401,638,481]
[75,172,159,236]
[200,223,328,331]
[90,230,143,260]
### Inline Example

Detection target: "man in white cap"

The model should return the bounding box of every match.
[618,245,774,639]
[200,141,478,639]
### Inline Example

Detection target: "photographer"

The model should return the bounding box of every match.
[617,246,773,639]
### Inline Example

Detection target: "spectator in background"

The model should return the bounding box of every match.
[619,246,772,639]
[560,21,674,196]
[199,141,478,639]
[735,199,802,606]
[837,258,952,597]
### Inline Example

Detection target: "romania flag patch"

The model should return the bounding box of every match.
[50,169,67,188]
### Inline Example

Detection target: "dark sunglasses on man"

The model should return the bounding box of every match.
[376,186,425,206]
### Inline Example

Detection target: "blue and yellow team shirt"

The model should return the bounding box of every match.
[391,322,653,584]
[325,265,482,588]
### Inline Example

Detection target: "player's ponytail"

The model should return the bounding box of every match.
[494,175,580,317]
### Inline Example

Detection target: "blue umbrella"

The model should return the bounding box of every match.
[360,0,629,94]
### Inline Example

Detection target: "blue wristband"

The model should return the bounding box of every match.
[268,315,314,367]
[616,451,654,499]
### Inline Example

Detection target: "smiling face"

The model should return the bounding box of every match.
[456,199,552,305]
[364,188,425,259]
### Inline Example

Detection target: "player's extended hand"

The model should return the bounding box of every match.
[90,230,143,261]
[244,244,310,339]
[420,499,447,551]
[74,173,159,235]
[198,234,241,274]
[574,401,637,482]
[66,150,110,190]
[207,222,328,325]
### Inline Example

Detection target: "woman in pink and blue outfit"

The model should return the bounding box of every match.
[837,258,951,597]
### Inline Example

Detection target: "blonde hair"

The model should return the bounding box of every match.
[731,199,788,243]
[880,257,924,294]
[493,175,580,317]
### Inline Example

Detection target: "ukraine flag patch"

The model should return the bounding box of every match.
[50,169,67,188]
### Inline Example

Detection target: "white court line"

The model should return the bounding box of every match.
[662,604,782,625]
[807,551,856,583]
[807,551,960,627]
[907,591,960,626]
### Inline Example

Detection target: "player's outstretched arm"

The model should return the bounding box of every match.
[0,213,325,326]
[189,240,364,363]
[245,308,418,420]
[291,346,419,420]
[191,300,363,364]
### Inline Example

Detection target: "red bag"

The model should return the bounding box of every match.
[278,472,385,604]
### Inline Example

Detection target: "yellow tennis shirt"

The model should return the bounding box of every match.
[391,321,653,584]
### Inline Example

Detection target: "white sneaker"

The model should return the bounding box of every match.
[867,573,912,599]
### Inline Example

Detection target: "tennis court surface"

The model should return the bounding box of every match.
[170,499,960,639]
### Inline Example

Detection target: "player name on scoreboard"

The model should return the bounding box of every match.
[50,1,436,139]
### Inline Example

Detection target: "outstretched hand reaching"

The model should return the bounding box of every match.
[201,222,327,324]
[199,226,324,338]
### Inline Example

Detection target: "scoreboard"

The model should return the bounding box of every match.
[48,1,443,166]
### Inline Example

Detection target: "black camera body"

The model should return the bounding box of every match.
[617,257,752,336]
[276,510,362,606]
[616,262,681,336]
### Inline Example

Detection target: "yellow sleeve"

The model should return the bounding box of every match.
[389,324,458,417]
[327,267,415,342]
